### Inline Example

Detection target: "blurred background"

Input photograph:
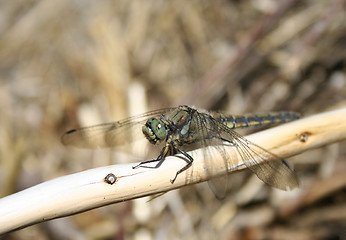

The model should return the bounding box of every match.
[0,0,345,239]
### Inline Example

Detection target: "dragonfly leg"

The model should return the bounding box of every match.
[132,144,170,169]
[170,148,194,183]
[132,144,194,184]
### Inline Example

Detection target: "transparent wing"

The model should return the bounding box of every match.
[61,108,175,148]
[190,113,231,198]
[211,120,299,191]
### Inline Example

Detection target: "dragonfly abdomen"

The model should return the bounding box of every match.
[215,111,301,129]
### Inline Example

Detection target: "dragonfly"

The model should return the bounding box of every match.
[62,105,300,193]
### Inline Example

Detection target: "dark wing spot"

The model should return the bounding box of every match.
[65,129,77,134]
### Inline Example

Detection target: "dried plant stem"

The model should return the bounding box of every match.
[0,107,345,234]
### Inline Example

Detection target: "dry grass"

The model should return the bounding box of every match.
[0,0,345,239]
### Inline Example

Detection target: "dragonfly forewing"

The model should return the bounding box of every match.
[61,108,175,148]
[188,112,234,198]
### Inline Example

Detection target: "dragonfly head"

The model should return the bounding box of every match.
[142,118,167,145]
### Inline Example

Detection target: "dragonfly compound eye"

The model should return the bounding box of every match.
[142,118,167,145]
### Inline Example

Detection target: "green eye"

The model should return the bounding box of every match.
[142,118,167,144]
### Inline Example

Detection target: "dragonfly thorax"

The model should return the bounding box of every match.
[142,117,168,145]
